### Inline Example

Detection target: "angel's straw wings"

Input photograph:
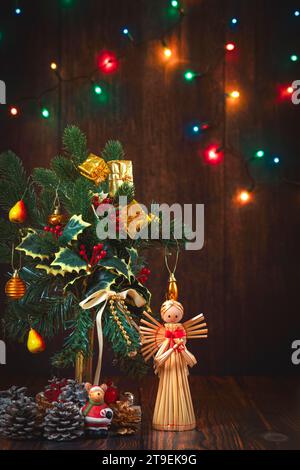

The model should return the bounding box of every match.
[139,310,208,362]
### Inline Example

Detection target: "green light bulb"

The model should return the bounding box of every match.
[290,54,298,62]
[42,108,50,118]
[184,70,194,81]
[94,85,102,95]
[255,150,264,158]
[171,0,179,7]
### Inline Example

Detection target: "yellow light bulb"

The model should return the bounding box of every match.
[164,47,172,58]
[237,190,251,204]
[50,62,57,70]
[230,90,240,99]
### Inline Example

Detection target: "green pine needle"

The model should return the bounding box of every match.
[102,140,125,162]
[63,125,88,164]
[113,182,135,203]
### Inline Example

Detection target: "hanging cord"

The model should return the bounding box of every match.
[164,240,179,277]
[53,185,61,209]
[20,176,35,201]
[11,243,22,272]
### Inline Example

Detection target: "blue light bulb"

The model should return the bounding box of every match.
[123,28,129,35]
[273,157,280,164]
[15,7,21,15]
[193,125,199,133]
[294,10,300,17]
[231,17,238,25]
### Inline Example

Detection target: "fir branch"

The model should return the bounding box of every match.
[102,140,124,162]
[0,219,18,242]
[51,305,93,369]
[113,182,135,204]
[103,303,142,376]
[32,168,58,191]
[63,125,88,165]
[0,243,12,263]
[115,352,149,377]
[59,177,95,222]
[51,155,78,182]
[0,151,28,211]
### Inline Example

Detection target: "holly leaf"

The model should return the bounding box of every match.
[59,214,91,245]
[51,247,87,274]
[85,270,116,297]
[16,231,57,260]
[36,263,67,277]
[100,256,132,280]
[133,281,152,304]
[126,247,140,278]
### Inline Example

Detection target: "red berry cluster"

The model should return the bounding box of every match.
[79,243,107,266]
[92,195,113,208]
[44,224,64,238]
[92,195,121,232]
[137,267,151,284]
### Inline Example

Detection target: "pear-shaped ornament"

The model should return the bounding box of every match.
[9,200,27,223]
[27,328,46,354]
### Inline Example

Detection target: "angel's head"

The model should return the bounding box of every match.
[160,300,184,323]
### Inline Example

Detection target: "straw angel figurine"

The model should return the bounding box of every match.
[140,301,208,431]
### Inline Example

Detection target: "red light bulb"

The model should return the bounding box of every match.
[97,50,118,74]
[205,145,223,165]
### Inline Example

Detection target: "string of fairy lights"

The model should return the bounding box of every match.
[1,1,300,206]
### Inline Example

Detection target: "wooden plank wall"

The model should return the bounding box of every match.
[0,0,299,380]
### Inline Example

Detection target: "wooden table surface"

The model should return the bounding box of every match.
[1,376,299,450]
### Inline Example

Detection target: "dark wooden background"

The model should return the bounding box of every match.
[0,0,300,383]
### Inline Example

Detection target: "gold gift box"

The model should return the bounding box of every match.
[78,153,110,185]
[120,199,154,238]
[108,160,133,196]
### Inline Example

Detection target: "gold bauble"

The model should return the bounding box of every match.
[48,207,68,226]
[167,273,178,301]
[5,270,26,300]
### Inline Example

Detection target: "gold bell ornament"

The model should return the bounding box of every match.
[5,244,26,300]
[5,269,26,300]
[48,189,68,226]
[165,244,179,301]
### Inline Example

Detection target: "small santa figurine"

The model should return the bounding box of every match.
[81,383,113,438]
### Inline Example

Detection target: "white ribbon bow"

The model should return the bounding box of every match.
[79,289,146,385]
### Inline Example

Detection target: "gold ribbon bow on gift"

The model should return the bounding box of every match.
[107,160,133,196]
[79,289,146,385]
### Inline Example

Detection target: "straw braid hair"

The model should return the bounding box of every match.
[160,299,184,316]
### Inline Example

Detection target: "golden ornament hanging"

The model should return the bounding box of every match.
[48,206,68,226]
[78,153,110,185]
[165,243,179,301]
[48,187,68,226]
[5,269,26,300]
[167,273,178,301]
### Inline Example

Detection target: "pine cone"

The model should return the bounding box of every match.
[111,401,141,435]
[0,395,42,440]
[0,386,28,416]
[58,379,88,408]
[43,401,84,441]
